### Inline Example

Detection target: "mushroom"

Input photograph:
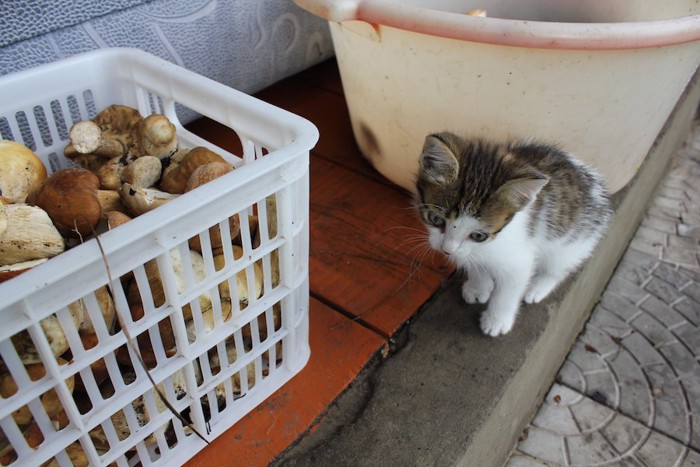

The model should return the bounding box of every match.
[133,114,178,160]
[97,154,162,190]
[119,183,178,216]
[68,120,125,159]
[184,161,234,192]
[44,442,89,467]
[0,203,65,266]
[213,247,263,308]
[206,340,257,398]
[160,147,228,194]
[28,168,103,238]
[106,210,132,230]
[121,155,162,188]
[0,140,47,203]
[0,258,49,283]
[115,302,176,369]
[10,302,84,365]
[97,154,135,190]
[127,248,211,321]
[90,104,144,149]
[188,215,241,255]
[0,358,74,425]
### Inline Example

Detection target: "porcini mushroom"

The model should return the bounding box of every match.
[28,168,103,238]
[134,114,178,159]
[0,203,65,266]
[68,120,125,159]
[0,358,75,425]
[160,147,227,194]
[0,140,47,203]
[119,183,178,216]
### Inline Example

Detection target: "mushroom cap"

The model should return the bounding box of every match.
[160,147,227,194]
[30,168,102,238]
[184,161,234,192]
[0,140,47,203]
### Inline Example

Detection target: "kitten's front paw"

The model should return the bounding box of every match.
[524,276,558,304]
[462,277,494,304]
[479,311,514,337]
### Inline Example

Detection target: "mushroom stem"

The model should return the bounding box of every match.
[70,121,125,158]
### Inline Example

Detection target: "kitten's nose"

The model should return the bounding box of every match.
[441,239,460,255]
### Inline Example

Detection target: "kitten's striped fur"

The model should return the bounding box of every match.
[416,132,612,336]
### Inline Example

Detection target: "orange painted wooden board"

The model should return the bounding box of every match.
[185,298,384,467]
[309,156,450,336]
[254,77,395,186]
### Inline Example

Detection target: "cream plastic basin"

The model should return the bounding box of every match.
[295,0,700,194]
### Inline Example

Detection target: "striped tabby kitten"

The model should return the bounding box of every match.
[416,133,612,336]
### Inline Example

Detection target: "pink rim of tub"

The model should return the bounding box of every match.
[294,0,700,50]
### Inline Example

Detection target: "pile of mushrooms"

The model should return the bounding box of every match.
[0,104,282,462]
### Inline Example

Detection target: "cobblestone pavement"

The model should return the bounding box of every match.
[508,119,700,467]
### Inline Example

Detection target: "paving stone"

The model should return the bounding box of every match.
[566,430,620,465]
[607,351,653,425]
[663,245,700,267]
[531,400,579,435]
[635,431,686,466]
[653,263,693,289]
[556,360,585,392]
[658,341,698,376]
[681,281,700,304]
[589,307,633,336]
[681,211,700,227]
[504,455,550,467]
[679,267,700,282]
[583,371,618,407]
[565,341,609,373]
[630,237,663,258]
[636,225,669,248]
[654,196,686,211]
[644,363,692,445]
[647,205,683,222]
[608,276,648,306]
[600,291,643,322]
[630,312,677,347]
[516,426,566,464]
[669,234,700,250]
[579,322,624,357]
[644,276,683,304]
[569,391,616,432]
[643,215,681,234]
[674,298,700,326]
[681,449,700,466]
[659,186,688,201]
[621,331,665,366]
[616,249,660,286]
[600,413,647,457]
[639,294,687,327]
[673,321,700,354]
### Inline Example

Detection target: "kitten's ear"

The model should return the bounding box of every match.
[419,134,459,184]
[495,177,548,209]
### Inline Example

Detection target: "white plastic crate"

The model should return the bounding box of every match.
[0,48,317,466]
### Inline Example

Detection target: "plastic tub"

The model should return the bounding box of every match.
[0,48,317,466]
[295,0,700,194]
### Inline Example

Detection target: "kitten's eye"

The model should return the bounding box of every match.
[469,231,489,243]
[426,211,445,228]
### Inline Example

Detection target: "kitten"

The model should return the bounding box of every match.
[415,132,613,337]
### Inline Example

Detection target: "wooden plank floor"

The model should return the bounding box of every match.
[185,59,450,466]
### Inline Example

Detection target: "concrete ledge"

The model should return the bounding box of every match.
[275,69,700,467]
